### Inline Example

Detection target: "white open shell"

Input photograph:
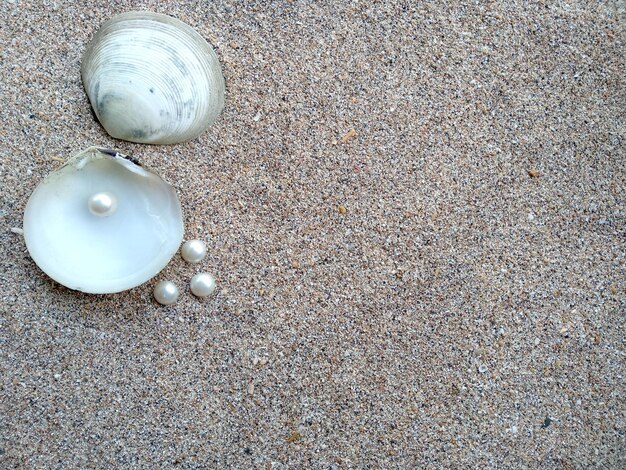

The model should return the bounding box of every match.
[81,11,225,145]
[23,147,184,294]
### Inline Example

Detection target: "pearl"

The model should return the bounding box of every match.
[181,239,207,263]
[88,192,117,216]
[190,272,216,297]
[153,280,179,305]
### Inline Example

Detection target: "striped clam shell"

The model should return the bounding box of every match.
[81,11,225,145]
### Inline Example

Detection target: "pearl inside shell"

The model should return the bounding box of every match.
[88,192,117,217]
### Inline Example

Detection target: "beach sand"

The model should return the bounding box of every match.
[1,1,624,467]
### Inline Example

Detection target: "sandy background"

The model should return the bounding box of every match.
[1,0,624,468]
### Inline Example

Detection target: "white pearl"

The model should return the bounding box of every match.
[88,192,117,216]
[190,272,216,297]
[181,239,207,263]
[153,280,179,305]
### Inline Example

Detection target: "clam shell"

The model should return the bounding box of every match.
[23,147,184,293]
[81,11,225,145]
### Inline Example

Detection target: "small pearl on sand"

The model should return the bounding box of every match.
[181,239,207,263]
[154,280,179,305]
[190,273,216,297]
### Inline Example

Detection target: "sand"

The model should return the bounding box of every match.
[1,1,624,468]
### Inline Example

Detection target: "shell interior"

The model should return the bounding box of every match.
[23,147,184,294]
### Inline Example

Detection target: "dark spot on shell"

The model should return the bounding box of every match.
[163,44,190,77]
[99,148,119,157]
[99,148,142,166]
[93,82,100,103]
[96,93,115,114]
[120,153,142,166]
[149,88,155,93]
[131,129,147,139]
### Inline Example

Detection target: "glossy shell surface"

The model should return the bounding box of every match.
[23,147,184,293]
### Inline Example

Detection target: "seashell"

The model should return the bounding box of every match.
[81,11,225,145]
[23,147,184,293]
